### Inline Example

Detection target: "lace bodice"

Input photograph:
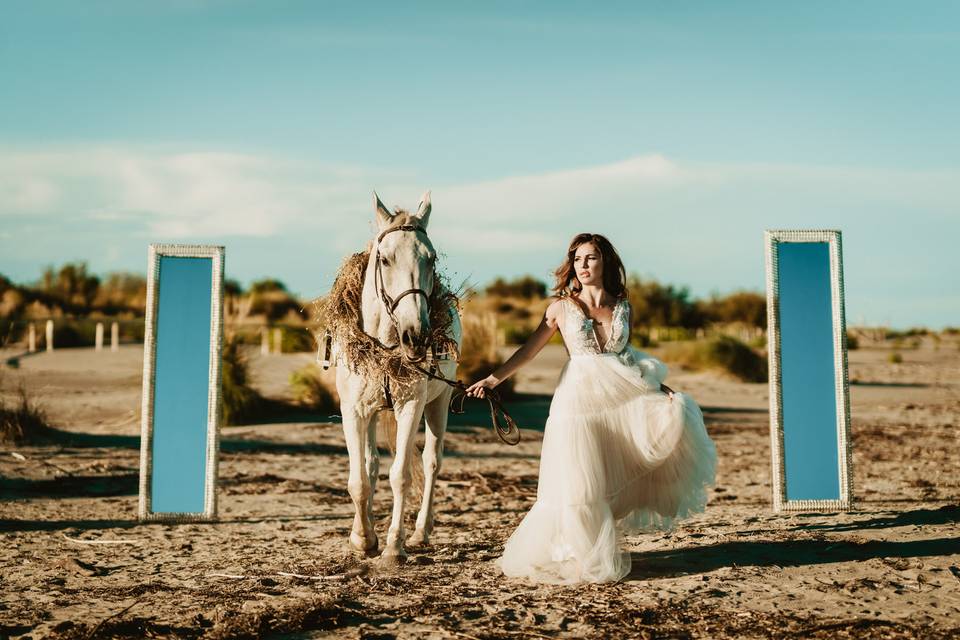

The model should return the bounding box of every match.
[558,296,631,356]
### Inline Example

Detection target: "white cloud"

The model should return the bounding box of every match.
[1,145,957,327]
[0,146,408,239]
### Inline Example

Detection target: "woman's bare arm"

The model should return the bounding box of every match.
[465,299,562,397]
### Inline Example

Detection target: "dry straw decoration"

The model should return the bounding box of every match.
[311,247,462,387]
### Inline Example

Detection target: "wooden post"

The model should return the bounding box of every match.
[28,323,36,352]
[261,327,270,355]
[45,319,54,352]
[95,322,104,351]
[273,327,282,354]
[111,322,119,352]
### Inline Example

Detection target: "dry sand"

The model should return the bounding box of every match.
[1,339,958,639]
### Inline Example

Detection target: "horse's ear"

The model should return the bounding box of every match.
[373,190,393,230]
[415,190,432,227]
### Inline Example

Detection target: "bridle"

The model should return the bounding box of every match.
[366,221,521,446]
[374,223,434,360]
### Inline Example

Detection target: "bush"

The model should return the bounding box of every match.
[485,276,547,299]
[221,336,264,425]
[630,332,653,348]
[888,352,903,364]
[627,275,706,330]
[249,291,305,322]
[700,291,767,328]
[502,324,535,345]
[662,335,768,383]
[280,326,316,353]
[0,382,52,445]
[846,332,859,350]
[249,278,288,294]
[457,310,515,398]
[289,364,339,413]
[51,321,96,348]
[885,327,929,340]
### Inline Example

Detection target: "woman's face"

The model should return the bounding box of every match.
[573,241,604,288]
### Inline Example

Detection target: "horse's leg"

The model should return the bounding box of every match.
[380,399,425,565]
[407,387,452,548]
[363,411,380,537]
[342,408,378,554]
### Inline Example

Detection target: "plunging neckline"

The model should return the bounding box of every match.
[566,296,623,353]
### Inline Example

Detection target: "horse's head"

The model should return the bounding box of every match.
[373,190,436,362]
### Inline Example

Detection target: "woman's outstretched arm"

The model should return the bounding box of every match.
[464,298,562,398]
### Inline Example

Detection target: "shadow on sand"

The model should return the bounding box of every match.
[787,504,960,532]
[628,534,960,581]
[0,513,351,534]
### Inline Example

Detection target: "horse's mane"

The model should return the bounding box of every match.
[311,223,461,386]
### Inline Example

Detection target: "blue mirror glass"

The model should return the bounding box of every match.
[765,231,852,512]
[139,245,224,521]
[778,243,839,500]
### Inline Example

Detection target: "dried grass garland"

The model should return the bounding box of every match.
[311,249,461,387]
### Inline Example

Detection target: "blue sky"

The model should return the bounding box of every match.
[1,2,958,328]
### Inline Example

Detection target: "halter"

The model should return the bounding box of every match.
[373,223,434,362]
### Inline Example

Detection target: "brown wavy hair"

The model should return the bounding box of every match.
[552,233,627,300]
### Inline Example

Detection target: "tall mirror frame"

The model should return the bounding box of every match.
[765,229,853,512]
[138,244,225,521]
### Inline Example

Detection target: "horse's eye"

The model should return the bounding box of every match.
[380,256,389,266]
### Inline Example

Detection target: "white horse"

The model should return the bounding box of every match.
[335,190,462,565]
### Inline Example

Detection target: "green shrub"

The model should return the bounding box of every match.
[502,324,535,345]
[700,290,766,328]
[627,275,706,329]
[485,276,547,299]
[289,364,338,413]
[457,311,515,398]
[888,352,903,364]
[846,332,859,350]
[0,383,52,445]
[662,335,768,383]
[630,333,653,348]
[280,326,316,353]
[221,336,264,425]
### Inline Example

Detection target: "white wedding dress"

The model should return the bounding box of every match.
[497,296,718,584]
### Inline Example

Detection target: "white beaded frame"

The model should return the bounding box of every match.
[764,230,853,513]
[138,244,225,522]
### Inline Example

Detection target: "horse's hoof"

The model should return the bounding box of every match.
[406,529,431,548]
[378,549,408,567]
[350,531,379,556]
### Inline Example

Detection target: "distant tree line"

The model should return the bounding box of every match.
[0,262,307,323]
[0,263,148,318]
[1,262,764,331]
[484,274,768,329]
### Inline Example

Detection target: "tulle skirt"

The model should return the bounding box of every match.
[497,346,718,584]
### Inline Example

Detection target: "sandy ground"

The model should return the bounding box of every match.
[1,339,958,639]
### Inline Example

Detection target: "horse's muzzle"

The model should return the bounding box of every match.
[401,328,428,362]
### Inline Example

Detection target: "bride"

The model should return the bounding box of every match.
[465,232,718,584]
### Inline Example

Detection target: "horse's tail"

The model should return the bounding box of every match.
[375,411,425,501]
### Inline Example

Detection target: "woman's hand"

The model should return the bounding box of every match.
[465,375,499,399]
